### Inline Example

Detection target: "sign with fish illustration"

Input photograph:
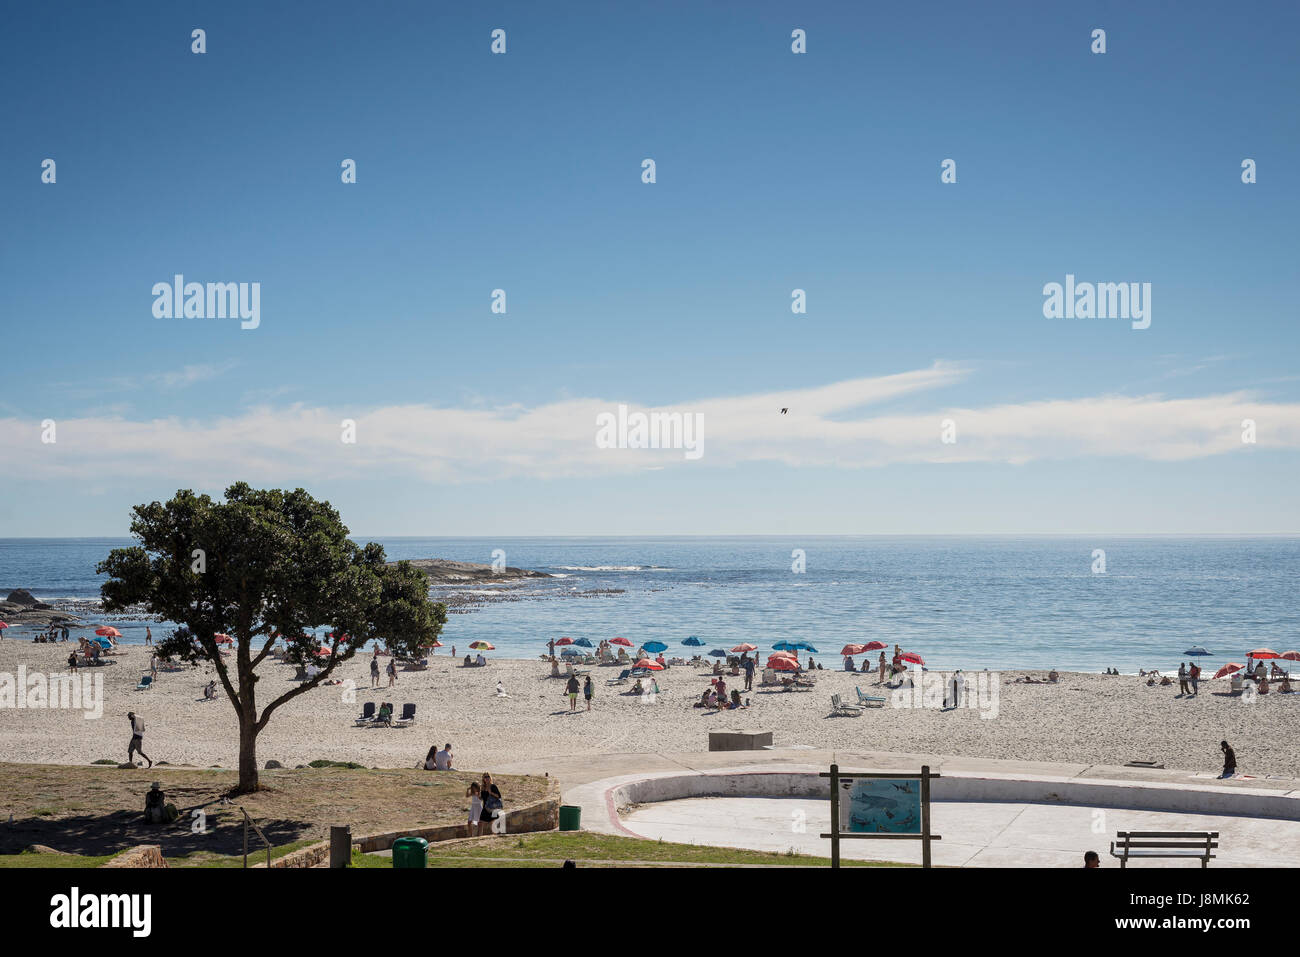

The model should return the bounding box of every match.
[839,777,921,833]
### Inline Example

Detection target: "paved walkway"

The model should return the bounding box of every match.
[495,748,1300,867]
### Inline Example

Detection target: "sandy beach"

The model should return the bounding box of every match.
[1,642,1297,778]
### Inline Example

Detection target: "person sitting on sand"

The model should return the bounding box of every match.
[436,743,453,770]
[712,659,723,675]
[1279,675,1293,693]
[1159,675,1173,686]
[630,679,645,697]
[203,679,217,700]
[1258,675,1270,695]
[424,745,439,770]
[464,654,473,667]
[729,689,745,710]
[1048,669,1059,683]
[705,689,721,710]
[67,652,78,671]
[475,653,486,667]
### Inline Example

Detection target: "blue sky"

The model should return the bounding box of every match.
[1,0,1297,536]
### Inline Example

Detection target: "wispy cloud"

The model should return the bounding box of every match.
[54,361,237,399]
[3,361,1297,484]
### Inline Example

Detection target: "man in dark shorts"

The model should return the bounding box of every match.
[127,711,152,768]
[1220,740,1236,778]
[742,654,755,691]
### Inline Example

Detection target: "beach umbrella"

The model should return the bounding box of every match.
[469,641,495,651]
[862,641,887,652]
[791,642,819,653]
[1247,648,1280,659]
[708,648,727,657]
[554,637,574,646]
[314,646,332,657]
[682,636,704,646]
[729,643,758,654]
[214,634,233,644]
[840,644,867,656]
[610,636,632,647]
[0,622,9,630]
[94,626,121,638]
[633,658,664,671]
[771,640,797,651]
[1183,646,1211,656]
[643,640,668,653]
[1213,662,1244,679]
[92,637,112,649]
[560,647,580,657]
[574,638,594,648]
[1280,651,1300,662]
[899,651,925,665]
[767,656,799,672]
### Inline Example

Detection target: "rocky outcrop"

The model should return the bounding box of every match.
[397,559,551,584]
[0,591,80,628]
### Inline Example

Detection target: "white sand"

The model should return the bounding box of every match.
[1,642,1296,777]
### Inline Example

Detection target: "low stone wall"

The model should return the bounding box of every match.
[610,771,1300,821]
[260,796,560,868]
[102,844,167,868]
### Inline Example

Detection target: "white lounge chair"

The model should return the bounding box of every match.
[831,693,862,717]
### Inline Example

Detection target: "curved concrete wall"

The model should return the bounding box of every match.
[612,771,1300,821]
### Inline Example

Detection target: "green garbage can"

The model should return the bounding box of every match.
[391,836,429,868]
[558,805,582,831]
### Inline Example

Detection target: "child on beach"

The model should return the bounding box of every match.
[583,675,594,711]
[466,782,483,836]
[370,653,380,688]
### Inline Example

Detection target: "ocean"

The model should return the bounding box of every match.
[2,536,1297,674]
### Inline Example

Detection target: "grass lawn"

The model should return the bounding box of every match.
[0,762,554,863]
[351,831,902,868]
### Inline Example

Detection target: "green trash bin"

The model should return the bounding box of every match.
[391,836,429,868]
[558,805,582,831]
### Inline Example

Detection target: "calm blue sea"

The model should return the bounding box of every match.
[2,536,1297,674]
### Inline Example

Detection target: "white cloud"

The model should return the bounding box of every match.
[2,361,1297,484]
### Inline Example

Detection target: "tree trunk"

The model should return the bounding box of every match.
[237,709,259,793]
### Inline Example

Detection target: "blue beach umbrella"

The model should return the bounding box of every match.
[793,643,819,654]
[708,648,728,657]
[643,640,668,653]
[1184,646,1212,656]
[682,636,704,646]
[560,647,580,657]
[771,640,797,651]
[573,638,594,648]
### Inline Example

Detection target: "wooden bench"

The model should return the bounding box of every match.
[1109,831,1219,868]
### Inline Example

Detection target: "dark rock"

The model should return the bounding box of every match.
[265,760,283,769]
[5,589,41,606]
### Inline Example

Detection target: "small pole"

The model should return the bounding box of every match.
[920,765,932,869]
[829,763,840,870]
[242,811,249,869]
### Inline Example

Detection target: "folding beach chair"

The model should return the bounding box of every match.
[354,701,376,726]
[608,669,631,685]
[831,693,862,717]
[135,675,153,691]
[855,686,887,708]
[395,703,416,727]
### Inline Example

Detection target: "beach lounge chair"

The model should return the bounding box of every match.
[607,669,631,685]
[354,702,376,726]
[1230,674,1244,695]
[855,686,887,708]
[395,703,416,727]
[831,694,862,717]
[135,675,153,691]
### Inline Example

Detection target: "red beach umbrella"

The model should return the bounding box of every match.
[862,641,887,652]
[633,658,664,670]
[0,622,9,630]
[421,640,444,649]
[1280,651,1300,662]
[314,646,332,657]
[899,651,925,665]
[554,637,575,646]
[1247,648,1280,660]
[767,656,799,672]
[769,649,796,659]
[730,643,757,653]
[469,641,495,651]
[1213,662,1243,679]
[610,636,633,647]
[840,643,867,656]
[94,626,121,638]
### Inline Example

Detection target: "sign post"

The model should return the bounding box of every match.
[820,763,941,868]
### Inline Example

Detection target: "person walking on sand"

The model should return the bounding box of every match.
[566,674,580,712]
[386,657,397,687]
[1178,662,1189,696]
[149,652,158,681]
[1220,740,1236,779]
[583,675,594,712]
[370,651,380,688]
[145,626,152,647]
[126,711,152,768]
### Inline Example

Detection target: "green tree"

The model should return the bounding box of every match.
[96,483,446,793]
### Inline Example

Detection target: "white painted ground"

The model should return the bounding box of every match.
[620,797,1300,867]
